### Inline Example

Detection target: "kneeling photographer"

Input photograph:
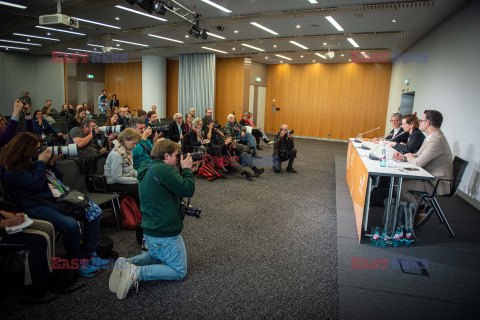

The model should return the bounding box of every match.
[222,135,264,180]
[273,124,297,173]
[111,140,195,300]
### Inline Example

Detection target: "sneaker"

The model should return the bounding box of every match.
[109,257,129,293]
[116,262,139,300]
[267,141,274,146]
[414,205,434,227]
[286,167,297,173]
[78,262,100,278]
[253,167,265,177]
[89,252,112,269]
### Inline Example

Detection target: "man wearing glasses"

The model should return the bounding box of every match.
[374,113,408,144]
[130,117,162,170]
[168,113,184,143]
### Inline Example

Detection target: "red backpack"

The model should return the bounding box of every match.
[120,196,142,230]
[197,164,221,181]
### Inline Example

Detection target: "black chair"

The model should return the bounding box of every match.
[57,159,121,231]
[409,156,469,237]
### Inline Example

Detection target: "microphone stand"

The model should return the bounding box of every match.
[355,127,381,143]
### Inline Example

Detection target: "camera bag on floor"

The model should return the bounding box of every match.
[197,164,221,181]
[120,196,142,230]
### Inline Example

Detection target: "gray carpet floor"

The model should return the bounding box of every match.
[6,138,348,320]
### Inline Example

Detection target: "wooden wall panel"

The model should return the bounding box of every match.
[215,57,245,126]
[105,62,142,111]
[166,59,179,118]
[265,63,392,140]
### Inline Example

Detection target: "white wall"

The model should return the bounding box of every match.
[0,53,65,114]
[142,55,166,116]
[386,1,480,204]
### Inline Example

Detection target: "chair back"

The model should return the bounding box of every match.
[449,156,469,196]
[96,156,107,175]
[56,159,88,193]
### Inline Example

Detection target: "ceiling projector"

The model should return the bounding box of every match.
[39,14,79,28]
[326,51,335,59]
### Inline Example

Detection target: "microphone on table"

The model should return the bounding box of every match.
[354,127,381,143]
[368,131,408,160]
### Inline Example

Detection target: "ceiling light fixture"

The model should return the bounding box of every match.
[67,48,97,53]
[87,44,123,51]
[308,0,318,3]
[53,51,88,57]
[46,32,51,35]
[232,47,235,50]
[347,38,359,48]
[300,55,304,58]
[241,43,265,52]
[0,39,41,46]
[185,35,189,38]
[0,45,28,50]
[13,33,60,41]
[0,1,26,9]
[148,34,184,43]
[323,42,327,45]
[201,46,227,54]
[312,60,315,62]
[325,16,344,32]
[201,0,232,13]
[115,17,120,20]
[391,19,397,23]
[35,25,85,36]
[289,40,308,50]
[115,5,167,21]
[275,54,292,61]
[112,39,149,47]
[296,25,301,29]
[73,17,121,29]
[250,22,278,35]
[349,59,352,62]
[234,30,238,33]
[273,44,277,48]
[361,52,370,58]
[341,54,344,57]
[206,32,226,39]
[315,53,327,59]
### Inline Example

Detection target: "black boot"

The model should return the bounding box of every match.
[242,171,254,181]
[286,166,297,173]
[256,145,263,150]
[252,167,265,177]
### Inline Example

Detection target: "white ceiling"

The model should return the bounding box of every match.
[0,0,471,64]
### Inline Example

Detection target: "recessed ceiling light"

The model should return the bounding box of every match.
[87,44,123,51]
[36,25,86,36]
[273,44,277,48]
[280,61,283,63]
[312,60,315,62]
[361,52,370,58]
[115,17,120,21]
[300,55,304,58]
[325,16,344,32]
[185,35,189,38]
[13,33,60,41]
[234,30,238,33]
[206,32,226,39]
[296,25,301,29]
[115,5,167,22]
[0,39,41,46]
[46,32,51,35]
[323,42,327,45]
[73,17,121,29]
[0,45,29,50]
[308,0,318,3]
[112,39,149,47]
[241,43,265,52]
[26,38,30,42]
[315,53,327,59]
[347,38,359,48]
[116,44,120,47]
[0,1,26,9]
[53,51,88,57]
[250,22,279,35]
[289,40,308,50]
[232,47,236,50]
[349,59,351,61]
[201,46,228,54]
[275,54,292,61]
[391,19,397,23]
[94,48,97,50]
[148,34,184,43]
[201,0,232,13]
[265,57,268,59]
[341,54,344,57]
[68,48,97,54]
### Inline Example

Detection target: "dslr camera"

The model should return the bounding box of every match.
[177,152,203,164]
[284,129,294,134]
[98,125,124,134]
[179,203,201,219]
[151,125,170,135]
[39,144,78,157]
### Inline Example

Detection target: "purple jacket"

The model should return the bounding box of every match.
[0,116,34,149]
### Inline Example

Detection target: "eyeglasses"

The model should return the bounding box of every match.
[390,119,400,122]
[419,119,427,123]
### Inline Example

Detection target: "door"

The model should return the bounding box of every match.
[400,92,415,115]
[256,86,266,130]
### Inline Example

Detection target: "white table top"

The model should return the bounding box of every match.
[350,139,435,180]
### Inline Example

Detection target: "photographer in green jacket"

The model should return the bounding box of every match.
[110,139,195,300]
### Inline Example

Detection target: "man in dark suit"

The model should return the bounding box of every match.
[374,113,409,144]
[202,108,213,130]
[168,113,184,143]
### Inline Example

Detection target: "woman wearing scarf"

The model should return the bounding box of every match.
[104,128,142,198]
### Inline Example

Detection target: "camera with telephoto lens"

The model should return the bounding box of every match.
[98,125,124,134]
[177,152,203,164]
[213,124,220,129]
[284,129,294,134]
[151,125,170,135]
[179,203,201,219]
[39,144,78,157]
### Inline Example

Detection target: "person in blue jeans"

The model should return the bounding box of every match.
[110,139,195,300]
[0,132,108,277]
[224,114,257,155]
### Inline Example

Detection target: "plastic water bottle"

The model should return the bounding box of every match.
[380,146,387,167]
[141,236,148,253]
[372,227,380,247]
[404,226,413,246]
[379,228,388,247]
[392,227,402,247]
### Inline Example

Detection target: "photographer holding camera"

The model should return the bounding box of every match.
[0,99,34,149]
[224,114,257,155]
[110,140,195,300]
[273,124,297,173]
[130,117,162,170]
[222,135,264,180]
[67,119,106,158]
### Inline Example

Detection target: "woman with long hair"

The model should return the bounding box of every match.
[183,114,192,134]
[68,107,87,132]
[33,110,63,143]
[0,133,108,277]
[103,113,119,150]
[388,114,425,154]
